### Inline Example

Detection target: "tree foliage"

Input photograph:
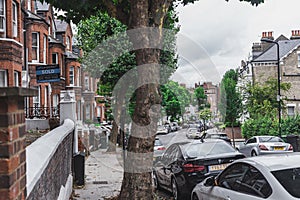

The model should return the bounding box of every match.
[161,81,190,121]
[194,86,208,111]
[219,69,242,126]
[243,78,291,119]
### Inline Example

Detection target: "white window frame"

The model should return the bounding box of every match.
[12,1,17,37]
[85,76,89,90]
[0,0,6,33]
[85,104,90,120]
[76,68,80,86]
[0,69,7,87]
[66,36,70,51]
[287,104,296,116]
[32,32,39,62]
[27,0,31,11]
[43,35,47,64]
[297,51,300,67]
[69,66,74,86]
[33,86,41,106]
[44,86,48,108]
[14,70,19,86]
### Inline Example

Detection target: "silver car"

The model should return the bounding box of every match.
[186,128,202,139]
[192,153,300,200]
[237,136,293,157]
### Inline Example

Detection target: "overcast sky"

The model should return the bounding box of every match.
[171,0,300,87]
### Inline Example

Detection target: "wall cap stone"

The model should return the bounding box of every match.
[26,119,75,196]
[0,87,38,97]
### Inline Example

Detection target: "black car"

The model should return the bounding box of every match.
[152,139,245,200]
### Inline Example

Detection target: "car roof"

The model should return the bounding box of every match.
[237,153,300,171]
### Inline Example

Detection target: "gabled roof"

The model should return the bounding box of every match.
[36,1,50,11]
[253,39,300,62]
[55,20,68,32]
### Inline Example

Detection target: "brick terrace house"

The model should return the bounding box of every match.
[251,31,300,116]
[0,0,23,87]
[0,0,105,124]
[16,0,102,123]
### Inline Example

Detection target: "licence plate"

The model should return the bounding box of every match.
[209,163,230,172]
[274,147,284,150]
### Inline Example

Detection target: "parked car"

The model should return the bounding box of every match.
[192,153,300,200]
[186,128,202,139]
[152,139,245,199]
[154,137,166,158]
[156,125,169,135]
[204,132,231,144]
[171,122,180,132]
[237,136,293,157]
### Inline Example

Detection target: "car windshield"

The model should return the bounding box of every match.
[184,142,235,158]
[188,128,198,133]
[272,167,300,198]
[259,136,283,143]
[208,134,228,138]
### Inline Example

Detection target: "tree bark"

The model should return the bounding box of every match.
[118,0,172,199]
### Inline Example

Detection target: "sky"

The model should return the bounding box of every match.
[171,0,300,87]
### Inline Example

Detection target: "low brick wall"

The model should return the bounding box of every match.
[225,127,243,139]
[26,119,75,200]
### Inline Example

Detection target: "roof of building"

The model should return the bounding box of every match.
[253,39,300,62]
[25,10,46,22]
[36,1,50,11]
[65,51,79,59]
[48,36,64,45]
[55,20,69,32]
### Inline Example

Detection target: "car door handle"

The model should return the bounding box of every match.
[226,196,231,200]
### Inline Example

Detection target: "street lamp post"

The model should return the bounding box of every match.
[261,38,281,137]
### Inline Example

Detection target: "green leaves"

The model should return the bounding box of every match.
[161,81,191,121]
[219,69,242,126]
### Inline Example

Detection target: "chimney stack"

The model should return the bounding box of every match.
[261,31,274,51]
[290,30,300,40]
[261,31,274,40]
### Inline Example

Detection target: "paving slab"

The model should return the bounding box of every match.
[73,149,124,200]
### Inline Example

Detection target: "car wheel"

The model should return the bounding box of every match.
[152,172,159,190]
[192,193,199,200]
[171,178,182,200]
[251,150,257,156]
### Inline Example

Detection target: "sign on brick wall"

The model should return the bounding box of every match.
[36,64,60,83]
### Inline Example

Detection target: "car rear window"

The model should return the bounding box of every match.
[271,167,300,198]
[184,142,235,157]
[259,136,283,143]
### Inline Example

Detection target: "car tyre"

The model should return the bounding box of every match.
[251,150,257,156]
[192,193,199,200]
[152,172,160,190]
[171,178,182,200]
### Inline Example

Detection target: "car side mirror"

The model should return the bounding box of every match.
[204,176,215,187]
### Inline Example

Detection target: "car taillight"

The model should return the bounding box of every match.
[157,147,166,150]
[259,144,268,150]
[183,163,205,172]
[288,145,293,151]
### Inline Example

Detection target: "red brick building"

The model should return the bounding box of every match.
[0,0,22,87]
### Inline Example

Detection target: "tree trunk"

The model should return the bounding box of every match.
[107,120,118,152]
[118,0,171,199]
[107,83,128,152]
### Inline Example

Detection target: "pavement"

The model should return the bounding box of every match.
[73,148,124,200]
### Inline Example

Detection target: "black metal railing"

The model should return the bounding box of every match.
[25,104,60,119]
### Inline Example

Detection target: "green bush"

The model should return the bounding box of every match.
[242,115,300,139]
